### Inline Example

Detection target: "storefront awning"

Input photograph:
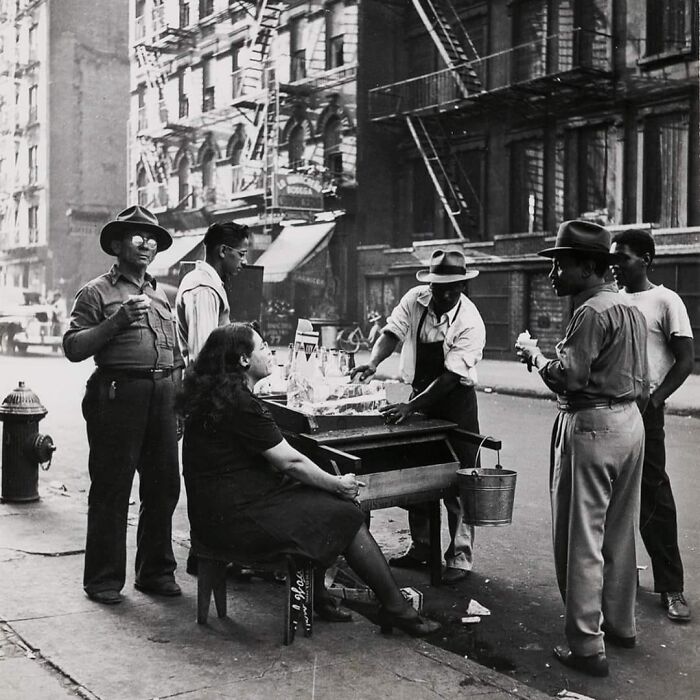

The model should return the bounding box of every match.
[255,222,336,283]
[148,232,205,277]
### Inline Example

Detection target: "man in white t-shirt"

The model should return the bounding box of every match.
[611,229,695,623]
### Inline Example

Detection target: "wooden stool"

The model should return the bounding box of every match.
[192,540,314,645]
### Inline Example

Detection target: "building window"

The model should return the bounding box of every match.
[326,2,345,69]
[137,166,149,206]
[288,125,305,169]
[178,155,191,207]
[328,35,344,69]
[27,24,37,61]
[28,84,37,123]
[135,0,146,41]
[201,149,217,204]
[323,117,342,179]
[137,85,147,130]
[231,43,243,98]
[642,112,688,227]
[202,56,214,112]
[510,138,544,233]
[229,133,245,192]
[199,0,214,19]
[28,205,38,244]
[179,0,190,28]
[28,145,37,183]
[513,0,548,81]
[646,0,693,56]
[455,148,486,241]
[290,17,306,81]
[177,70,188,118]
[412,161,434,238]
[564,125,612,219]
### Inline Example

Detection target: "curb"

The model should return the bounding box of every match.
[476,385,700,420]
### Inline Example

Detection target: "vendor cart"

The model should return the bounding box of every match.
[262,400,501,586]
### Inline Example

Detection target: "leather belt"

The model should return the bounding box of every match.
[96,367,174,381]
[557,397,633,412]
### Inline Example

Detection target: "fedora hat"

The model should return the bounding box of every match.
[539,220,619,261]
[416,249,479,283]
[99,205,172,256]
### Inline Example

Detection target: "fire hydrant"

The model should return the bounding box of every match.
[0,381,56,503]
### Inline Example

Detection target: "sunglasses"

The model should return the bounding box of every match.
[129,234,158,250]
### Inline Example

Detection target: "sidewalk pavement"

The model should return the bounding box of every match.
[0,493,550,700]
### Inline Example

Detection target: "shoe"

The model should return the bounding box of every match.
[134,580,182,597]
[377,606,441,637]
[661,592,691,622]
[86,589,123,605]
[314,597,353,622]
[388,551,428,570]
[441,567,470,585]
[601,623,636,648]
[553,645,609,677]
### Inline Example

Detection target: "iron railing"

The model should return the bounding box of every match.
[369,28,612,120]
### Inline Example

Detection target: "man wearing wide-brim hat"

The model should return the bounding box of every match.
[515,220,649,677]
[351,249,485,585]
[63,205,184,605]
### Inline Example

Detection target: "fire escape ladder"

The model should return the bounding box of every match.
[138,137,167,185]
[241,1,285,95]
[262,64,280,230]
[406,115,465,239]
[411,0,481,97]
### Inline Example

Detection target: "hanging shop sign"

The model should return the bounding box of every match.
[276,173,324,212]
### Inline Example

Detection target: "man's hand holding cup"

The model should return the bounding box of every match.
[515,330,543,373]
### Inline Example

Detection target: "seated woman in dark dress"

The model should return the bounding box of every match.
[178,322,440,637]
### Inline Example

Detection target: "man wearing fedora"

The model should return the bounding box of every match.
[351,249,485,585]
[63,205,184,605]
[516,220,648,677]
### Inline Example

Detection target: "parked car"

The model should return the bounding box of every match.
[0,288,65,355]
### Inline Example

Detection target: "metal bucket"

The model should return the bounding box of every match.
[456,436,516,526]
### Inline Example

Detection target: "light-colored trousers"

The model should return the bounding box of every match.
[550,401,644,656]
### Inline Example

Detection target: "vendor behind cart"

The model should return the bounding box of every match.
[351,249,485,585]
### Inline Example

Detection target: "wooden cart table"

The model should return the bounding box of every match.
[262,400,501,586]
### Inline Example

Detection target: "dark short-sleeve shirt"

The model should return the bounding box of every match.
[183,385,285,507]
[64,264,183,369]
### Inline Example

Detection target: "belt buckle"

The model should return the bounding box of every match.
[151,368,167,379]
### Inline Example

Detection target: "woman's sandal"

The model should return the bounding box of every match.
[377,606,440,636]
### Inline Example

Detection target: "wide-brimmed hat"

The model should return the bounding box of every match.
[539,220,619,261]
[416,249,479,283]
[99,205,172,256]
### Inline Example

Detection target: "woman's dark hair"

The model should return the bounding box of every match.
[176,322,256,428]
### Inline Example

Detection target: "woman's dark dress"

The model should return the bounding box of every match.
[183,383,364,567]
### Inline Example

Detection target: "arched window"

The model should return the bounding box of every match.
[201,149,216,204]
[136,165,148,206]
[229,135,245,192]
[178,154,191,207]
[323,117,342,179]
[288,125,305,170]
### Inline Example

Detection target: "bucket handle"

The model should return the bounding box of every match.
[471,435,501,476]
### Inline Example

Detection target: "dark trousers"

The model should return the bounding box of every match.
[82,372,180,593]
[640,401,684,593]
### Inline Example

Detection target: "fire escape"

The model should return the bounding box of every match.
[133,1,197,211]
[369,0,616,239]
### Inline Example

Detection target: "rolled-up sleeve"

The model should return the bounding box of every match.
[384,290,415,342]
[445,321,485,381]
[62,286,102,357]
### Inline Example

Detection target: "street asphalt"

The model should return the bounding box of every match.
[0,351,698,699]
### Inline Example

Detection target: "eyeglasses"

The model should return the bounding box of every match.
[129,234,158,250]
[222,245,248,258]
